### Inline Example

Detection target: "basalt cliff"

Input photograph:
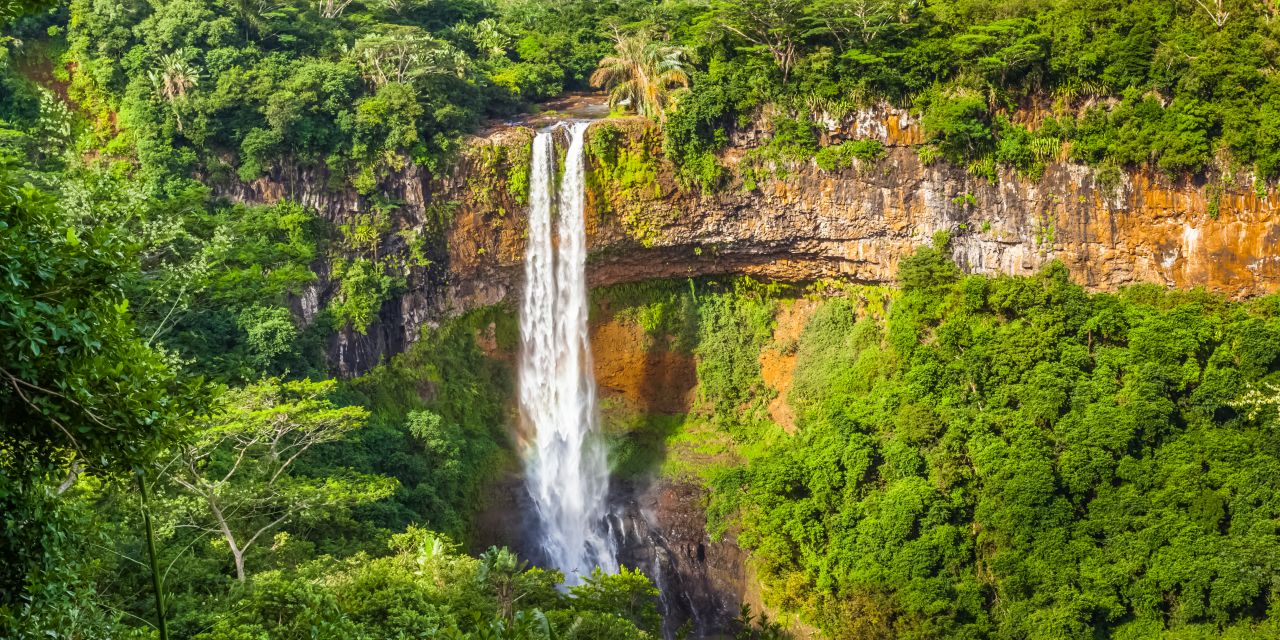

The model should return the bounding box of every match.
[218,105,1280,377]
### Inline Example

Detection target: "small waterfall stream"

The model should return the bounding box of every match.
[518,121,617,582]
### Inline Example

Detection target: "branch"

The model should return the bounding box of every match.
[87,541,147,568]
[207,493,241,557]
[242,507,298,553]
[2,367,84,452]
[146,280,189,347]
[56,459,81,495]
[720,22,765,47]
[219,433,262,486]
[163,528,215,585]
[269,438,318,485]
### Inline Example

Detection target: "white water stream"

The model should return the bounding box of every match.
[519,121,617,581]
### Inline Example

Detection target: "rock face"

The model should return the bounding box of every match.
[471,470,750,639]
[217,107,1280,375]
[456,115,1280,307]
[211,160,451,376]
[612,479,748,639]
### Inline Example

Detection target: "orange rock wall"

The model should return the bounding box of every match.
[215,107,1280,375]
[446,113,1280,318]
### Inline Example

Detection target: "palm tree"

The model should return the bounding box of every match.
[148,51,200,132]
[590,30,689,122]
[477,546,527,621]
[150,52,199,102]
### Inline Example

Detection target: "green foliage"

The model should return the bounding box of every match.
[993,117,1055,180]
[0,155,195,638]
[695,280,779,434]
[918,89,993,163]
[589,30,689,121]
[59,0,625,187]
[567,567,662,636]
[57,171,324,382]
[1066,91,1216,175]
[763,115,819,163]
[469,134,536,209]
[595,279,700,352]
[586,123,665,246]
[0,158,190,472]
[0,471,130,639]
[733,604,786,640]
[329,257,398,334]
[41,0,1280,189]
[165,378,396,580]
[665,0,1280,180]
[814,138,884,171]
[505,137,534,205]
[603,411,687,479]
[238,305,300,369]
[662,64,761,191]
[344,306,513,538]
[588,123,624,167]
[190,528,658,639]
[707,248,1280,638]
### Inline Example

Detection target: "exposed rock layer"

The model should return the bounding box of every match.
[443,112,1280,377]
[217,108,1280,375]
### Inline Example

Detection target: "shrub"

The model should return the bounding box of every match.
[918,90,993,162]
[815,139,885,171]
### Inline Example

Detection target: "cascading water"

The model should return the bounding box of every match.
[519,121,617,582]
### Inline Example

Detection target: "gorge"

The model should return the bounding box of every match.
[215,101,1280,637]
[12,0,1280,636]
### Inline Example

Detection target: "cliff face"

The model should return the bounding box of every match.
[454,112,1280,307]
[220,107,1280,375]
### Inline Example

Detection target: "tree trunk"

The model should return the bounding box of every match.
[232,550,246,582]
[207,493,247,581]
[138,474,171,640]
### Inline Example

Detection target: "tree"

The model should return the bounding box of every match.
[949,19,1048,89]
[148,51,200,132]
[466,18,510,60]
[477,546,529,621]
[166,378,395,581]
[589,30,689,122]
[705,0,807,82]
[0,156,192,636]
[919,90,994,160]
[567,567,662,637]
[1233,381,1280,425]
[1195,0,1230,28]
[313,0,353,19]
[0,0,56,25]
[0,157,187,475]
[808,0,911,51]
[351,25,467,88]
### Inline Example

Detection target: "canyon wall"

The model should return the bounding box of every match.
[218,107,1280,375]
[451,113,1280,305]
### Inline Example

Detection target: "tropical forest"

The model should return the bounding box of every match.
[2,0,1280,638]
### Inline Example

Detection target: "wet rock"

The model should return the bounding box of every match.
[611,479,748,639]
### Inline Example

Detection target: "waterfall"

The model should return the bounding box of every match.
[519,121,617,582]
